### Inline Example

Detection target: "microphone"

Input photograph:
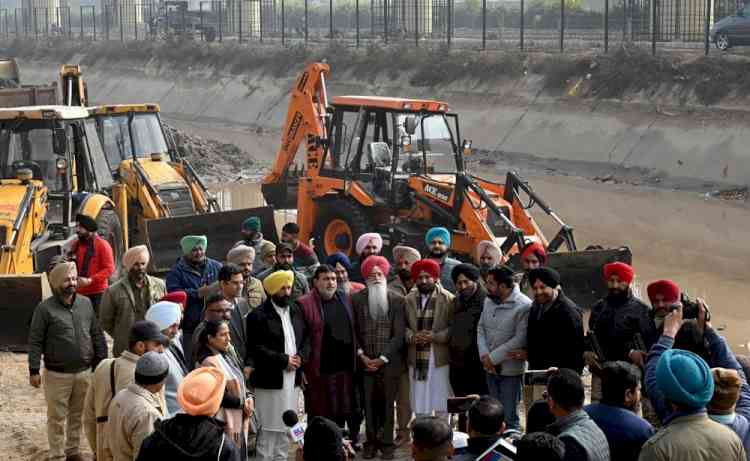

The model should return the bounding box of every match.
[283,410,306,447]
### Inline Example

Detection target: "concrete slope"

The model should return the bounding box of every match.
[18,56,750,187]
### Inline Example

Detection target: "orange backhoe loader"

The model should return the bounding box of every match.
[262,62,630,306]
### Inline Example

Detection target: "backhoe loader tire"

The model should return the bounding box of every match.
[313,199,372,259]
[96,207,124,279]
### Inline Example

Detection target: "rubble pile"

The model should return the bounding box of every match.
[165,125,268,183]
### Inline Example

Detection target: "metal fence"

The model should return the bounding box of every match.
[0,0,745,54]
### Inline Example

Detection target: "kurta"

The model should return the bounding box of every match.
[253,303,299,433]
[409,293,452,415]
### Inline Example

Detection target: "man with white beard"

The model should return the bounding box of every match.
[351,256,406,460]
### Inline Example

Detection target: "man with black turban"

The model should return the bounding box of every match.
[448,264,488,432]
[525,268,584,406]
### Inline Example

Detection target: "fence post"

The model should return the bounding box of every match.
[92,6,96,40]
[447,0,452,47]
[384,0,388,44]
[80,6,83,39]
[329,0,332,41]
[520,0,524,49]
[67,6,71,38]
[134,3,138,39]
[559,0,564,52]
[258,0,262,42]
[239,0,242,42]
[105,4,110,40]
[704,0,710,55]
[305,0,308,44]
[604,0,608,52]
[120,3,123,41]
[414,0,418,46]
[13,9,17,37]
[281,0,285,44]
[219,2,222,42]
[45,7,48,36]
[355,0,359,47]
[482,0,486,49]
[651,0,656,55]
[34,8,38,39]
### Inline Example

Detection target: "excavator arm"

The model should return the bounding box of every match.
[60,64,87,107]
[262,62,331,185]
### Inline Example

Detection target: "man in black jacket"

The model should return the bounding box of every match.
[585,262,656,402]
[452,396,507,461]
[28,261,107,461]
[526,267,584,374]
[246,270,309,461]
[449,263,488,432]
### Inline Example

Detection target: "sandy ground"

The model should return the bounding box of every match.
[2,121,748,459]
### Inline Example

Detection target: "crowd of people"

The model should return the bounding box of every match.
[26,214,750,461]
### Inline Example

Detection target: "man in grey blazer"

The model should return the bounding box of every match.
[351,255,406,460]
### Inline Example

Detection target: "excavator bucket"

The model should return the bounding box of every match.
[144,207,279,274]
[507,247,633,310]
[0,273,50,351]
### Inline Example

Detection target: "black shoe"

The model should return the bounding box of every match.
[381,446,396,460]
[363,444,377,459]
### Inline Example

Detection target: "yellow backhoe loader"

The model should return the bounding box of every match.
[87,103,276,273]
[0,105,126,350]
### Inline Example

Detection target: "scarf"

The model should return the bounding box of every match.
[414,291,435,381]
[79,237,96,276]
[709,412,736,425]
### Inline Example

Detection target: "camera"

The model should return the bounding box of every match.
[523,369,551,386]
[669,294,710,321]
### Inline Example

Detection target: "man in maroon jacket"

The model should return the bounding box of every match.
[298,265,359,444]
[71,214,115,314]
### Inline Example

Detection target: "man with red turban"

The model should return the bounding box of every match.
[518,241,548,297]
[586,262,657,402]
[647,279,682,330]
[404,259,455,420]
[351,255,405,460]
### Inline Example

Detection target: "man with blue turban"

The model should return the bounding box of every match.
[641,303,746,461]
[425,227,460,293]
[165,235,222,363]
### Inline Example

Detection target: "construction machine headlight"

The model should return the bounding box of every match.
[55,157,67,171]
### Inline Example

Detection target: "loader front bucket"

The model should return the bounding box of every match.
[144,206,279,274]
[507,246,633,310]
[0,273,51,351]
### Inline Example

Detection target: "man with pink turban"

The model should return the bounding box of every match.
[351,255,405,460]
[350,233,384,284]
[100,245,167,357]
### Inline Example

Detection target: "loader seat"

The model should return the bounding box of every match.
[367,142,392,169]
[9,160,44,181]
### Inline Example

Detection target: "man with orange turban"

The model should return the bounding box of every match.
[100,245,167,357]
[351,255,406,459]
[137,367,244,459]
[404,259,455,420]
[586,262,657,402]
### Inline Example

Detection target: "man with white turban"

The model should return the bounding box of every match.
[146,301,185,416]
[476,240,502,284]
[389,245,421,297]
[226,244,265,309]
[351,233,384,284]
[100,245,167,357]
[246,270,309,461]
[29,261,108,461]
